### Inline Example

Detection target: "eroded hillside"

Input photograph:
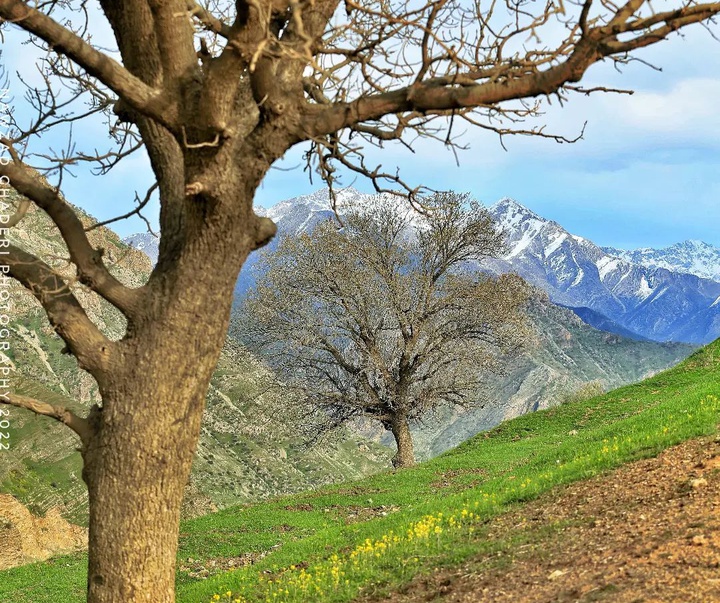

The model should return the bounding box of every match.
[1,196,390,527]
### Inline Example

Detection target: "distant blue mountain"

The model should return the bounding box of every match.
[559,306,649,342]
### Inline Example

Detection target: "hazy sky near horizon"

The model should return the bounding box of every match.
[2,10,719,250]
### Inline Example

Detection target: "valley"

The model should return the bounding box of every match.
[0,186,712,572]
[127,188,698,460]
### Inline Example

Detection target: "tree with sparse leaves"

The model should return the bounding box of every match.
[0,0,718,599]
[239,193,531,468]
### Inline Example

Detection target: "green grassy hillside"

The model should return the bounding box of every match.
[2,339,718,603]
[413,296,693,458]
[4,191,692,526]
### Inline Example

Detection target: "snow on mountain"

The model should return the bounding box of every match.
[122,232,159,264]
[603,240,720,283]
[123,188,373,265]
[484,198,720,344]
[122,189,720,344]
[255,187,375,236]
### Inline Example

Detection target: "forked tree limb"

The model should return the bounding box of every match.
[0,393,92,445]
[0,0,179,128]
[0,160,143,317]
[5,244,114,376]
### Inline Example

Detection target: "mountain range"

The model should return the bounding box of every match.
[483,199,720,344]
[602,240,720,282]
[126,188,717,345]
[125,190,720,345]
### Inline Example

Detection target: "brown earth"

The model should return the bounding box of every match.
[365,435,720,603]
[0,494,87,570]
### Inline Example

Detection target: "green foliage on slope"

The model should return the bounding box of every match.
[2,338,718,603]
[413,296,694,457]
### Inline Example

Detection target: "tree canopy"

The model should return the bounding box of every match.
[240,193,532,466]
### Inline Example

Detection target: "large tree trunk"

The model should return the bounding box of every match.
[82,386,200,603]
[390,414,415,468]
[82,370,217,603]
[80,186,258,602]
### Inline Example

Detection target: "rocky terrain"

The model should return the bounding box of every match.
[604,239,720,282]
[0,494,87,571]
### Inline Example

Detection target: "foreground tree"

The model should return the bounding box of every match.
[239,193,531,468]
[0,0,718,600]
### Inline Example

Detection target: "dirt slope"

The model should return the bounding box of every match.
[366,435,720,603]
[0,494,87,570]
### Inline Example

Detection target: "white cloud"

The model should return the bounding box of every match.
[615,78,720,137]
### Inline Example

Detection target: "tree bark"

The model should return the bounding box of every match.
[390,414,415,469]
[82,369,216,603]
[79,180,259,602]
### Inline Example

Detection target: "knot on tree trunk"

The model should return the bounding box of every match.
[253,215,277,250]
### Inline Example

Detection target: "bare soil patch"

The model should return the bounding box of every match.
[0,494,87,570]
[431,468,488,492]
[363,435,720,603]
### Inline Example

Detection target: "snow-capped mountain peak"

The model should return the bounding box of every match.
[122,188,720,345]
[483,199,720,344]
[603,239,720,282]
[256,187,377,236]
[490,198,550,258]
[260,187,364,221]
[491,197,545,226]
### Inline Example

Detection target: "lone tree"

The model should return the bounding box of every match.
[239,193,531,468]
[0,0,718,599]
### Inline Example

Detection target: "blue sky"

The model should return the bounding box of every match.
[2,13,719,250]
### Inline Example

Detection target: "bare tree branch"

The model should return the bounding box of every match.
[0,0,179,128]
[185,0,233,38]
[147,0,197,82]
[0,159,143,315]
[0,393,92,445]
[299,1,720,142]
[4,243,115,375]
[86,182,159,236]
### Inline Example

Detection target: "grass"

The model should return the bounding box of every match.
[1,340,719,603]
